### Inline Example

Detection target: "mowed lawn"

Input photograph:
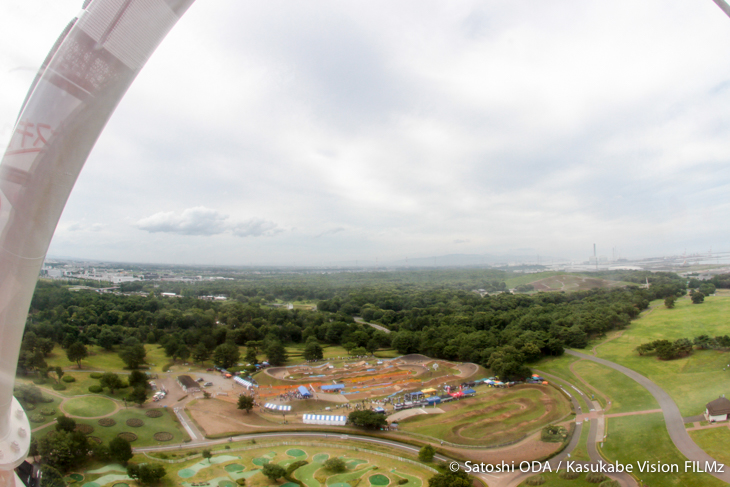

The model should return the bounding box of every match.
[45,343,168,372]
[535,355,592,412]
[601,413,726,487]
[689,427,730,466]
[398,385,570,446]
[594,296,730,416]
[32,407,190,448]
[570,360,659,414]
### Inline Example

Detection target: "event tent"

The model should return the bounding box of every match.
[303,414,347,426]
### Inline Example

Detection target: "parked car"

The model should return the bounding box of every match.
[196,378,204,382]
[207,368,214,371]
[204,382,213,387]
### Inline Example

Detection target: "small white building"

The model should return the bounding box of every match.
[705,397,730,422]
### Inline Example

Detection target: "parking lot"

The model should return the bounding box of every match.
[150,370,250,408]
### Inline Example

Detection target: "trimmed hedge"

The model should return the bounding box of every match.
[52,383,67,391]
[88,385,103,393]
[29,414,45,423]
[586,472,606,483]
[90,372,103,379]
[40,408,56,416]
[559,471,580,480]
[63,376,76,383]
[525,476,546,485]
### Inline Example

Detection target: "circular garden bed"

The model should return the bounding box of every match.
[153,432,173,441]
[126,418,144,427]
[370,475,390,486]
[145,409,164,418]
[117,432,138,442]
[29,414,45,423]
[98,418,116,427]
[75,424,95,434]
[40,407,56,416]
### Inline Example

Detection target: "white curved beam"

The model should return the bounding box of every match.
[0,1,194,483]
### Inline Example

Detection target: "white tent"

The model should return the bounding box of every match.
[302,414,346,426]
[264,403,291,411]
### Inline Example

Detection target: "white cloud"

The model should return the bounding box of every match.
[4,0,730,264]
[135,207,281,238]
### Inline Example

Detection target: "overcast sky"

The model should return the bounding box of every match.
[3,1,730,266]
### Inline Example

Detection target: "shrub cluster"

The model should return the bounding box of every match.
[75,423,95,434]
[88,385,103,393]
[117,432,138,442]
[98,418,116,427]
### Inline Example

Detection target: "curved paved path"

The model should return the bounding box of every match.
[566,350,730,484]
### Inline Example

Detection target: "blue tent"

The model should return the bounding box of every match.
[298,385,312,397]
[426,396,441,404]
[321,384,345,391]
[462,388,476,395]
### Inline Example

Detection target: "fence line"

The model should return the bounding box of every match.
[144,440,437,473]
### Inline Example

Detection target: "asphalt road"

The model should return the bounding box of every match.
[566,350,730,484]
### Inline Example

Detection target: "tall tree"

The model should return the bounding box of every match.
[66,342,88,369]
[100,372,125,394]
[237,395,254,414]
[109,437,133,464]
[266,341,288,366]
[119,343,147,369]
[192,343,211,365]
[213,342,240,369]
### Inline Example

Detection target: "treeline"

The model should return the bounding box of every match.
[21,270,689,381]
[635,335,730,360]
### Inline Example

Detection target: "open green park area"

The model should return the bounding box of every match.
[398,385,571,446]
[537,353,659,414]
[63,396,118,417]
[600,413,725,487]
[689,427,730,466]
[43,343,171,374]
[593,295,730,416]
[33,406,190,448]
[111,442,434,487]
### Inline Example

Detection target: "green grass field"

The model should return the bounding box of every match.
[689,427,730,466]
[535,355,591,412]
[570,360,659,414]
[398,385,571,446]
[62,396,118,417]
[123,441,432,487]
[32,407,190,448]
[594,296,730,416]
[601,413,725,487]
[45,343,170,373]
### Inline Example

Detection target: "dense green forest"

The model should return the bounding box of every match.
[19,269,693,379]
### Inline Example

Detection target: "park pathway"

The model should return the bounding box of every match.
[566,350,730,484]
[353,317,391,334]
